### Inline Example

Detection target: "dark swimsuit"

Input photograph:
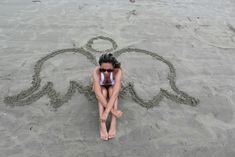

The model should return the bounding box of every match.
[99,71,115,89]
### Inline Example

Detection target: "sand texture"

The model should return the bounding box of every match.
[0,0,235,156]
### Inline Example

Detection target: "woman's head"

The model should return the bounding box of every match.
[98,53,121,70]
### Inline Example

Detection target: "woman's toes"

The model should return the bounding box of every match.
[108,134,115,139]
[100,133,108,140]
[108,129,116,139]
[100,135,108,140]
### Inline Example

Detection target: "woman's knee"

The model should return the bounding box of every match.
[108,87,113,97]
[101,87,108,98]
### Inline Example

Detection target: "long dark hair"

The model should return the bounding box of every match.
[98,53,121,69]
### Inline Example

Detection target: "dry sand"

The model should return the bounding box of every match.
[0,0,235,156]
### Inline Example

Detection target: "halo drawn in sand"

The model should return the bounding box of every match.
[4,36,199,110]
[85,36,118,53]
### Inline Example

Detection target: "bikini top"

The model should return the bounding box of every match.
[99,71,115,86]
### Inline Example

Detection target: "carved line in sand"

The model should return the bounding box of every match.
[4,36,199,110]
[85,36,118,53]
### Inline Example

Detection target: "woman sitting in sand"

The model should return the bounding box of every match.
[92,53,123,140]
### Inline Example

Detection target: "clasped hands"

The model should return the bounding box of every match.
[100,109,123,122]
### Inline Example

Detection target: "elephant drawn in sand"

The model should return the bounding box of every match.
[4,36,199,109]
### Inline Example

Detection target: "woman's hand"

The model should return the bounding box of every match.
[100,110,109,122]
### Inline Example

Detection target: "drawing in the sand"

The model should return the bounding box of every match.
[4,36,199,109]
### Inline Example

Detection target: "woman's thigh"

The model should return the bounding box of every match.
[108,86,118,100]
[92,82,108,98]
[101,87,108,98]
[108,86,113,96]
[108,86,118,109]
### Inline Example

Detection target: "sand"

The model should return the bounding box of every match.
[0,0,235,156]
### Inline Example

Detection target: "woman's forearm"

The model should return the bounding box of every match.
[104,92,118,114]
[96,93,108,108]
[104,81,121,114]
[96,93,118,115]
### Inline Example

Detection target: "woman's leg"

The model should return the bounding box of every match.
[99,87,108,140]
[107,87,121,139]
[93,83,122,119]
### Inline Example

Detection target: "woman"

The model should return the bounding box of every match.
[92,53,123,140]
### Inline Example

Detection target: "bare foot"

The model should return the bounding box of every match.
[108,125,116,139]
[112,110,123,118]
[100,122,108,140]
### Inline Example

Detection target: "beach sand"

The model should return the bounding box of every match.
[0,0,235,156]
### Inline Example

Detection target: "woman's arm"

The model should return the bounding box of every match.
[104,69,122,114]
[92,68,108,108]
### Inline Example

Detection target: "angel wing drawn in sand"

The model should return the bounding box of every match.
[4,36,199,109]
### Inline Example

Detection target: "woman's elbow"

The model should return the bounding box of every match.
[112,89,120,99]
[95,94,99,99]
[95,94,101,100]
[94,92,102,99]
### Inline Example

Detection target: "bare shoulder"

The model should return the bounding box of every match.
[92,66,99,75]
[114,68,122,80]
[117,68,122,75]
[94,66,100,71]
[92,66,100,82]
